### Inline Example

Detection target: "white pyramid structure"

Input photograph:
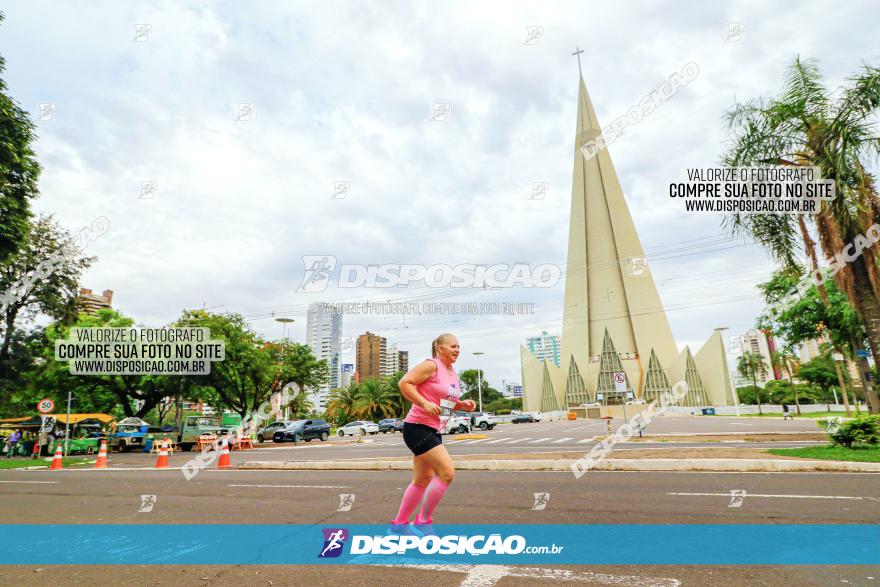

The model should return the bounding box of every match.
[520,71,735,410]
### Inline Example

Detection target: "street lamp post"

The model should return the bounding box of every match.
[716,327,741,417]
[473,351,485,413]
[275,317,295,421]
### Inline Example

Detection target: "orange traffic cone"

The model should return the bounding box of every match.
[95,440,108,469]
[154,439,169,468]
[217,436,231,468]
[49,445,64,470]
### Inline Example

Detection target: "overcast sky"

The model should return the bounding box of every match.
[3,1,878,387]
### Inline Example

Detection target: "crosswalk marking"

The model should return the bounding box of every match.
[528,437,553,443]
[578,437,598,443]
[510,437,532,443]
[462,439,490,444]
[552,437,574,444]
[485,438,511,444]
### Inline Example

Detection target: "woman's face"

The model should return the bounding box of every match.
[437,336,460,363]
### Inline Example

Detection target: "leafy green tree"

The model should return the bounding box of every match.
[354,377,396,421]
[723,57,880,413]
[737,351,769,413]
[458,368,502,405]
[0,215,94,373]
[799,354,845,410]
[386,370,410,417]
[285,390,314,420]
[0,12,41,265]
[326,383,359,425]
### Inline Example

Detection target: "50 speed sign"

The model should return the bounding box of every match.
[37,398,55,414]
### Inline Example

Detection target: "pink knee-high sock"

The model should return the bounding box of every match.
[416,477,449,523]
[392,482,428,524]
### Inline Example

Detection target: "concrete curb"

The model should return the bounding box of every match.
[239,458,880,473]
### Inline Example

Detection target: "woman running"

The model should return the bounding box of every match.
[391,333,475,528]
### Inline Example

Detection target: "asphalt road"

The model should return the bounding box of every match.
[2,415,874,586]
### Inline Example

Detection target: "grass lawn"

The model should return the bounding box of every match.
[766,445,880,462]
[0,457,95,470]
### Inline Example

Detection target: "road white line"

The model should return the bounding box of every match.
[729,423,753,426]
[485,438,511,444]
[552,437,574,444]
[528,438,553,444]
[229,484,351,489]
[509,438,532,443]
[462,439,490,444]
[667,492,878,500]
[578,437,599,444]
[0,480,60,484]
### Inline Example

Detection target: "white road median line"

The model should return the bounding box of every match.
[462,439,490,444]
[228,484,351,489]
[552,437,574,444]
[485,438,511,444]
[578,437,599,443]
[666,492,876,500]
[0,480,60,484]
[510,438,532,443]
[528,438,553,444]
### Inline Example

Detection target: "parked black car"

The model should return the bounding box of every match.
[273,419,331,442]
[511,414,536,424]
[378,418,404,433]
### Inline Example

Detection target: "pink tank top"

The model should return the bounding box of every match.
[404,358,462,430]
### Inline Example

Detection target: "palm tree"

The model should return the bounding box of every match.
[353,378,396,422]
[771,347,803,414]
[387,371,410,417]
[738,351,769,414]
[285,391,314,420]
[723,57,880,413]
[326,382,359,424]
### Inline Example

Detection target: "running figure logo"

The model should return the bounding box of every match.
[138,495,157,513]
[337,494,355,512]
[531,492,550,511]
[318,528,349,558]
[298,255,337,292]
[728,489,747,508]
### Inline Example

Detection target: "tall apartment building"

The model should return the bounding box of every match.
[797,336,863,384]
[526,331,561,368]
[306,303,342,409]
[356,331,386,381]
[77,288,113,316]
[738,329,777,387]
[340,364,355,388]
[398,350,409,373]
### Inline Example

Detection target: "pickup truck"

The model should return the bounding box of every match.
[176,415,227,451]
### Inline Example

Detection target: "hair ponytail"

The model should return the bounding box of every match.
[431,333,455,357]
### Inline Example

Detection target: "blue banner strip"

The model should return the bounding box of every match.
[0,524,877,565]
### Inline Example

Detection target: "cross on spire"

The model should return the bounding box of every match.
[571,46,584,77]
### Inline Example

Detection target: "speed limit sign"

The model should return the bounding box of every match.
[37,398,55,414]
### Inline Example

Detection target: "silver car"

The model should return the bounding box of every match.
[257,420,294,443]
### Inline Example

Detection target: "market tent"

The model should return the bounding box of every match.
[52,413,115,425]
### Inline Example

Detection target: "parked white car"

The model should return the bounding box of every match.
[441,415,471,435]
[337,421,380,436]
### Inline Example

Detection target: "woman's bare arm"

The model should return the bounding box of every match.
[398,360,441,417]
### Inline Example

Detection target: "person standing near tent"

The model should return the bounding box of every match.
[6,429,21,458]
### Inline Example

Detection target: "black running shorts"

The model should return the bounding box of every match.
[402,422,442,456]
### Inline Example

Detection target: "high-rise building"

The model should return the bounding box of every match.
[76,288,113,316]
[356,331,386,381]
[340,364,355,388]
[398,350,409,373]
[520,71,732,410]
[526,331,561,368]
[738,329,777,387]
[503,383,523,398]
[306,303,342,408]
[383,343,400,376]
[797,336,863,385]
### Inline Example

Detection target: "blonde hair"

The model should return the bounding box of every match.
[431,333,455,357]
